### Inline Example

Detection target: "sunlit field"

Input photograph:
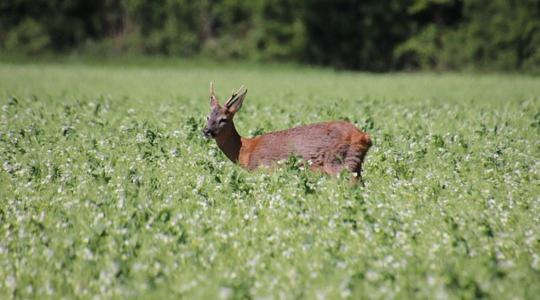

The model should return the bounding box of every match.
[1,62,539,299]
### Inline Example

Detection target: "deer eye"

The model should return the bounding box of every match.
[219,118,228,124]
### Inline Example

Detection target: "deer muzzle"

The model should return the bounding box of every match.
[202,128,215,138]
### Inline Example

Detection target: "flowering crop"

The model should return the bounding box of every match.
[1,64,539,299]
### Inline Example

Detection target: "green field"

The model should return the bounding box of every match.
[1,62,539,299]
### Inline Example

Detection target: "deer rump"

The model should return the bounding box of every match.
[241,121,372,175]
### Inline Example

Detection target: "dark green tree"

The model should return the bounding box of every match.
[302,0,415,70]
[395,0,540,71]
[1,0,539,71]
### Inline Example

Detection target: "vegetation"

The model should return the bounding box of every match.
[1,0,539,71]
[1,61,539,298]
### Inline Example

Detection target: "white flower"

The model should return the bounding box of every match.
[5,275,16,289]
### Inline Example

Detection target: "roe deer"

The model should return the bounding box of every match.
[202,83,372,185]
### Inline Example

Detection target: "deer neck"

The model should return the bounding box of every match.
[215,122,242,163]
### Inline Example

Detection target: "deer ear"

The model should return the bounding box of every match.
[227,89,247,113]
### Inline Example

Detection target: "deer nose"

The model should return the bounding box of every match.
[203,128,213,138]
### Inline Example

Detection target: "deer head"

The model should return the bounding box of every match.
[203,82,247,139]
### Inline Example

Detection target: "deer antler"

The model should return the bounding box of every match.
[209,81,220,107]
[225,85,247,108]
[210,81,216,99]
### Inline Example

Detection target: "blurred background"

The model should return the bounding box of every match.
[1,0,539,72]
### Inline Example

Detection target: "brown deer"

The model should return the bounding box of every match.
[202,83,372,185]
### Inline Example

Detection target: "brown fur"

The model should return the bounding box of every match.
[203,84,372,185]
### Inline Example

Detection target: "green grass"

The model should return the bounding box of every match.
[1,61,539,299]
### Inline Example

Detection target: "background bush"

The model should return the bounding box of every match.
[1,0,539,71]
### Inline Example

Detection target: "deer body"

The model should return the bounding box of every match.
[204,84,372,184]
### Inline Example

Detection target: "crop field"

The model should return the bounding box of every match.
[1,62,540,299]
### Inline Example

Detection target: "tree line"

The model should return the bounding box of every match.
[1,0,539,71]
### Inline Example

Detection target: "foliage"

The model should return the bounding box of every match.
[121,0,203,56]
[249,0,306,62]
[4,18,50,55]
[302,0,415,71]
[1,62,540,299]
[396,0,540,71]
[460,0,540,71]
[0,0,123,52]
[1,0,539,71]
